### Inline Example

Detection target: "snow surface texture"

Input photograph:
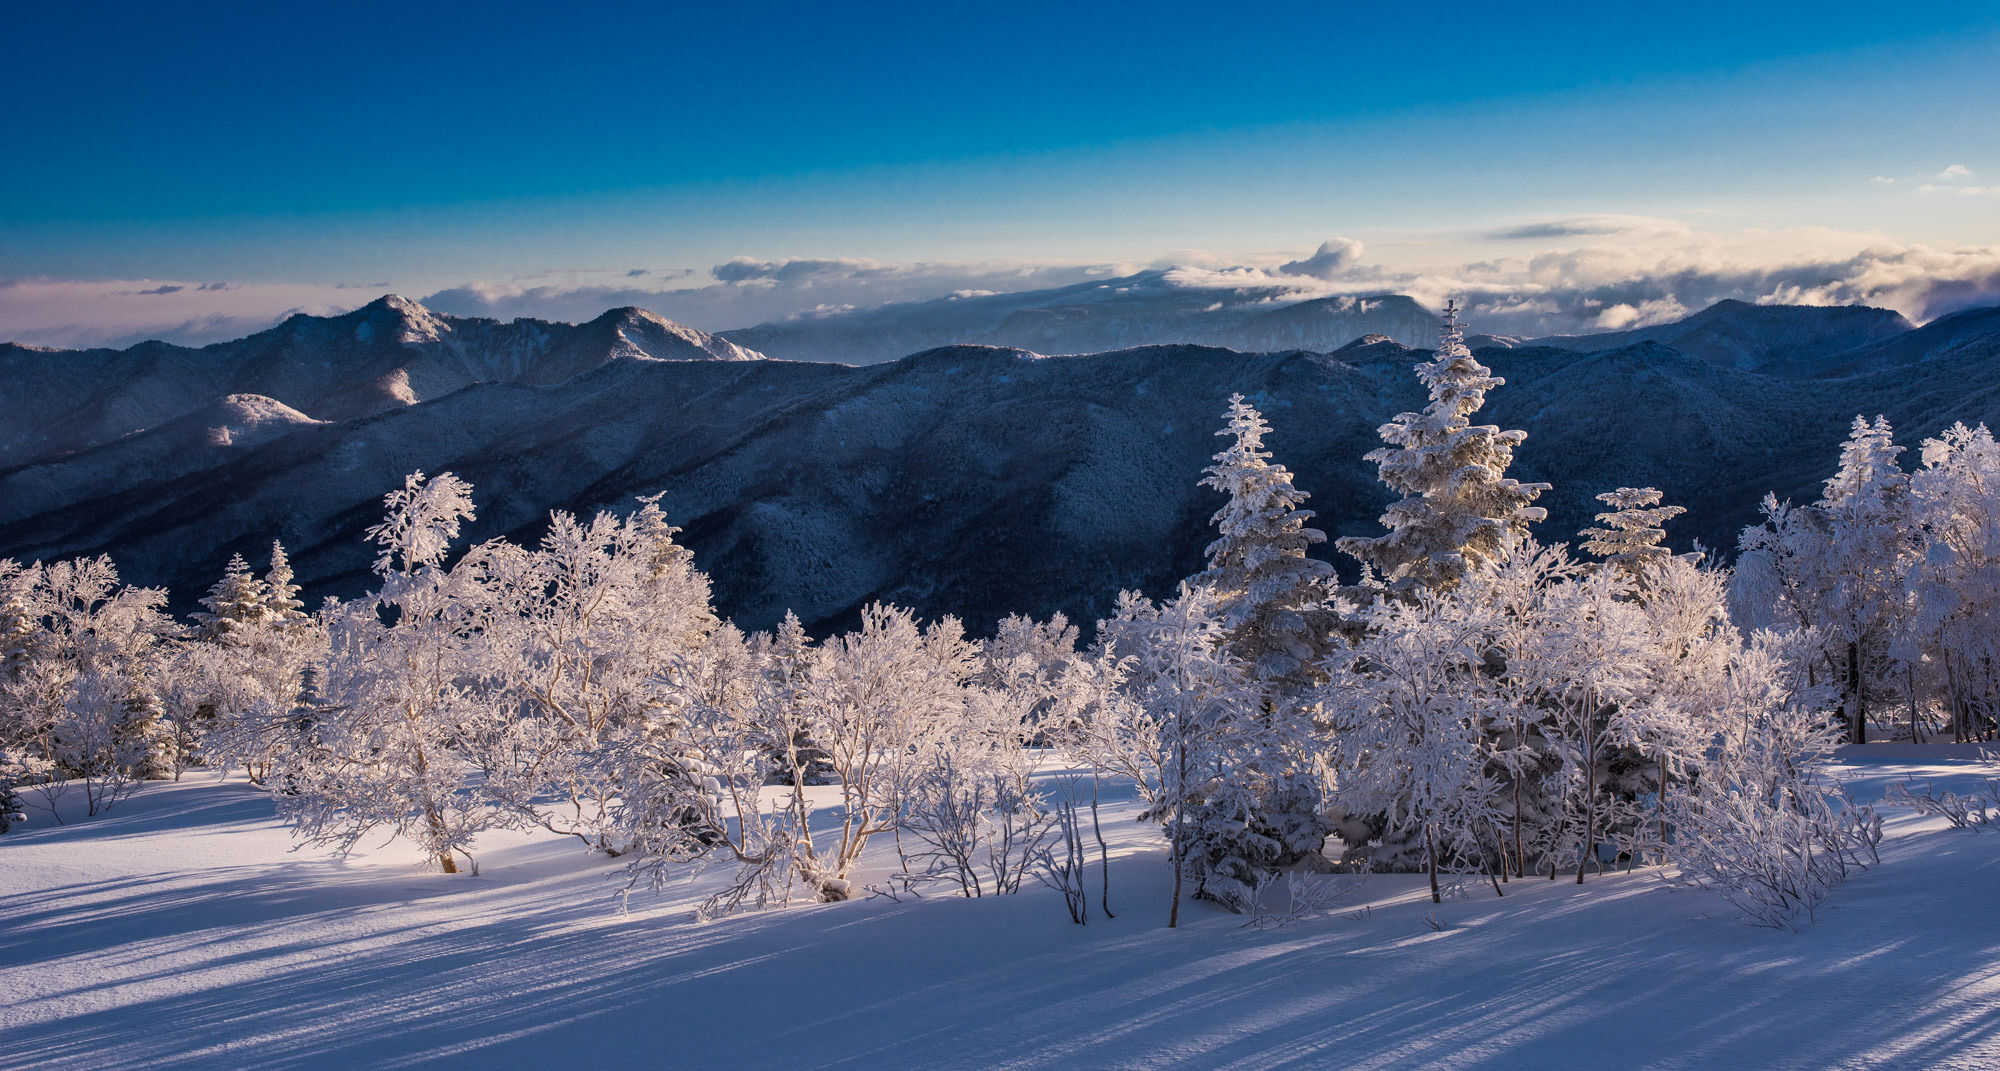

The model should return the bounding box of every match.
[2,749,1996,1070]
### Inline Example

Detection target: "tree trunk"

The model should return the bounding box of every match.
[1576,722,1597,885]
[1169,737,1186,929]
[1849,641,1868,745]
[1512,777,1525,879]
[1091,771,1114,919]
[1427,826,1441,905]
[1656,761,1669,864]
[1908,664,1922,744]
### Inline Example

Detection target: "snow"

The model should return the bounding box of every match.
[4,752,1997,1070]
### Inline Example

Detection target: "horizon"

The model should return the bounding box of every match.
[0,286,1949,358]
[6,2,1999,348]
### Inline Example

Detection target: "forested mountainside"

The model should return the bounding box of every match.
[5,295,1998,635]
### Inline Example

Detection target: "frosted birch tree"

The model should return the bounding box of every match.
[273,472,506,873]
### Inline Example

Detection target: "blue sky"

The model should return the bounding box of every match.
[5,1,1998,345]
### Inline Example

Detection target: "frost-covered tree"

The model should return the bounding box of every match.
[1187,394,1337,890]
[1580,487,1686,578]
[1515,566,1653,882]
[626,602,989,909]
[191,554,269,643]
[1098,584,1279,921]
[183,544,326,783]
[273,472,506,873]
[1907,423,2000,741]
[0,556,176,817]
[469,496,721,853]
[1324,588,1506,902]
[1615,552,1736,860]
[1198,393,1335,686]
[1666,630,1876,929]
[1467,537,1579,879]
[262,541,307,625]
[1338,302,1550,591]
[1737,416,1918,742]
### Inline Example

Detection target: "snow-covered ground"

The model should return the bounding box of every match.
[3,750,1997,1070]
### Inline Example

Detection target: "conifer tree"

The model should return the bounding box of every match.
[192,554,268,644]
[1580,487,1686,578]
[1338,302,1549,591]
[1197,393,1335,686]
[262,542,307,624]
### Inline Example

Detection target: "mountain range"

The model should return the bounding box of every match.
[4,293,1998,637]
[717,271,1447,364]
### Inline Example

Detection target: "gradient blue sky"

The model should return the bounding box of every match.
[5,1,1998,345]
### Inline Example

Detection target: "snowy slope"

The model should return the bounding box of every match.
[1,750,1995,1070]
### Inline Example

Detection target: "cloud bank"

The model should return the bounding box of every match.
[7,221,2000,350]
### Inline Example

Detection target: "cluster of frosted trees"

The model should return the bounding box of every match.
[0,307,1929,929]
[1737,417,2000,745]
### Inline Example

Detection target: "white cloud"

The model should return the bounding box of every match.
[9,225,2000,350]
[1938,164,1974,180]
[1871,175,1897,185]
[1918,183,2000,197]
[1277,238,1365,280]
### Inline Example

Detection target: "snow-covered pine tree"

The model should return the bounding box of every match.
[191,554,268,644]
[1580,487,1687,578]
[262,542,307,624]
[1338,302,1549,592]
[1198,394,1335,686]
[1188,394,1336,897]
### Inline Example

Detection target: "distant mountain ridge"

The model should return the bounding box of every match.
[1494,299,1918,375]
[719,272,1443,364]
[0,295,761,465]
[5,294,1998,637]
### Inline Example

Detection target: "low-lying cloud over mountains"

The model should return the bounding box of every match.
[8,221,2000,352]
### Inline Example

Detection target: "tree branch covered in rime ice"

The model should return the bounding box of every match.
[0,556,176,819]
[269,472,507,874]
[466,496,721,855]
[1664,631,1879,930]
[1323,588,1506,903]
